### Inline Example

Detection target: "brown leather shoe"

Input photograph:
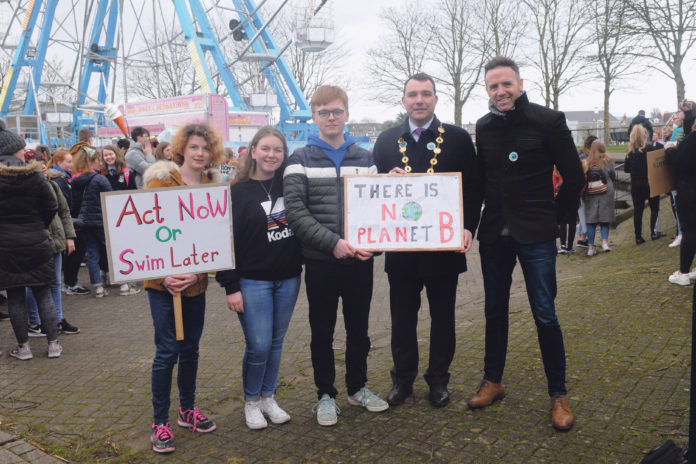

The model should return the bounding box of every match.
[550,395,574,430]
[468,380,506,409]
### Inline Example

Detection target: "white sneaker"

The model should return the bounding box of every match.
[601,243,611,252]
[119,284,141,296]
[95,286,105,298]
[587,248,597,257]
[347,387,389,412]
[244,401,268,429]
[313,394,340,426]
[669,271,691,286]
[669,235,682,248]
[689,270,696,280]
[259,397,291,424]
[48,341,62,358]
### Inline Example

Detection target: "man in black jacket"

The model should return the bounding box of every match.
[373,73,483,408]
[467,57,584,431]
[628,109,654,141]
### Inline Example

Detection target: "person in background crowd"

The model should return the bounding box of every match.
[216,126,302,430]
[584,141,616,257]
[469,56,584,431]
[628,109,654,141]
[0,122,62,360]
[554,166,579,254]
[46,149,73,207]
[154,141,172,161]
[71,147,113,298]
[116,138,130,156]
[666,100,696,286]
[36,144,51,162]
[663,122,683,248]
[23,150,80,337]
[624,125,665,244]
[670,111,685,144]
[150,136,159,150]
[576,136,596,248]
[142,123,223,453]
[99,144,141,296]
[284,85,388,427]
[125,126,155,189]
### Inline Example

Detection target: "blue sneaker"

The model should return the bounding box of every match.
[313,394,340,426]
[347,387,389,412]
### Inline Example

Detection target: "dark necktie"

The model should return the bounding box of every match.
[414,127,425,136]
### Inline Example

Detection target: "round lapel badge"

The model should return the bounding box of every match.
[426,142,436,151]
[509,151,518,162]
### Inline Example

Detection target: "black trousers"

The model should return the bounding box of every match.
[305,258,373,399]
[63,230,87,287]
[388,272,459,387]
[631,185,660,239]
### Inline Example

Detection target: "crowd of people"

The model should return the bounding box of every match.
[1,55,694,455]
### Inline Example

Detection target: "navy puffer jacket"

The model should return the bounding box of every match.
[71,171,112,227]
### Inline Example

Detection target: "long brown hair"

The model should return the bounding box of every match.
[588,140,611,168]
[154,141,171,161]
[99,144,126,175]
[232,126,289,185]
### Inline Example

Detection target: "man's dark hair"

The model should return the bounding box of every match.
[484,56,520,78]
[638,110,646,116]
[403,72,436,95]
[116,138,130,150]
[77,128,93,142]
[130,126,149,142]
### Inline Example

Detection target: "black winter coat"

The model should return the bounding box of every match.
[0,157,58,288]
[71,171,112,227]
[475,93,585,245]
[666,108,696,230]
[373,116,484,276]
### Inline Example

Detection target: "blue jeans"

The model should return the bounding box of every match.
[83,227,106,287]
[480,237,567,396]
[586,223,610,245]
[238,276,301,401]
[27,252,63,324]
[148,289,206,424]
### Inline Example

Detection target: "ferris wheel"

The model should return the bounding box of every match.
[0,0,334,145]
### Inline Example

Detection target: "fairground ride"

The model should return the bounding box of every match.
[0,0,333,146]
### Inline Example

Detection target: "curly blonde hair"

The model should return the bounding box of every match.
[628,125,647,154]
[170,123,225,168]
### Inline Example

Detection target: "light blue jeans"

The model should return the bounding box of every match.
[586,223,610,245]
[237,276,301,401]
[27,252,63,324]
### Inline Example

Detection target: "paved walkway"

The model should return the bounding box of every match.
[1,198,693,463]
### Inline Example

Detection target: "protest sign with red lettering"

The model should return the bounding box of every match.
[344,173,464,252]
[101,184,234,284]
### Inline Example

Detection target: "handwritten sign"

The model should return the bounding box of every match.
[647,148,676,197]
[344,173,464,252]
[101,184,234,284]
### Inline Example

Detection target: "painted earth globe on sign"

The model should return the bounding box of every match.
[402,201,423,221]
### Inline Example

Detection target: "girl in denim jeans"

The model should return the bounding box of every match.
[216,126,302,430]
[143,123,224,454]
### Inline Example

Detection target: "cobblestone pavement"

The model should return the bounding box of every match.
[1,198,693,463]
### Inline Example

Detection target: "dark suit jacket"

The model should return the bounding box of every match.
[475,93,585,245]
[373,116,483,277]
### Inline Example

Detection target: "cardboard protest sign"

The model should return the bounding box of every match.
[101,184,234,284]
[344,173,464,252]
[647,148,675,197]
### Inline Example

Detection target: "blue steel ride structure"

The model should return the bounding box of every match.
[0,0,329,145]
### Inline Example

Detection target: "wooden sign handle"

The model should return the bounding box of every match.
[173,293,184,341]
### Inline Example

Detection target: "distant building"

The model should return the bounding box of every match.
[564,110,621,145]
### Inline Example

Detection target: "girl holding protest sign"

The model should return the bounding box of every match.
[142,123,224,454]
[216,126,302,430]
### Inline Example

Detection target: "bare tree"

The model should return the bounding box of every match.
[478,0,526,61]
[587,0,639,142]
[432,0,486,126]
[624,0,696,105]
[366,2,435,105]
[523,0,591,109]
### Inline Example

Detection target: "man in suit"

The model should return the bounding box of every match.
[468,56,584,430]
[372,73,483,408]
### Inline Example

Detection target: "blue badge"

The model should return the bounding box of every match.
[509,152,518,162]
[426,142,436,151]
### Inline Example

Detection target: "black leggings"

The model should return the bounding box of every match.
[680,229,696,274]
[559,223,577,249]
[7,286,58,344]
[631,185,660,239]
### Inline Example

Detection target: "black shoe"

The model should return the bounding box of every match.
[429,384,450,408]
[651,231,666,240]
[58,318,80,335]
[27,323,46,337]
[576,240,588,248]
[0,311,9,321]
[386,384,413,406]
[636,237,646,245]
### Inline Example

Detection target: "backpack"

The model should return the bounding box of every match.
[586,164,608,195]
